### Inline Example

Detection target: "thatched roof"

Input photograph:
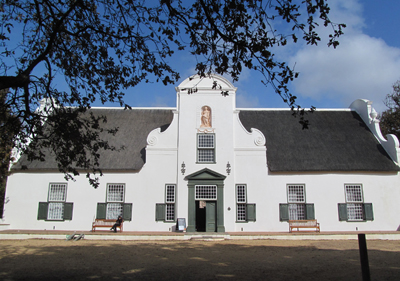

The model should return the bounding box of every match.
[239,110,399,172]
[13,108,399,173]
[12,108,174,171]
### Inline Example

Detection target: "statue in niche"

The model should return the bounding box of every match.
[200,105,212,128]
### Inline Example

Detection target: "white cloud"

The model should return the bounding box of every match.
[287,0,400,112]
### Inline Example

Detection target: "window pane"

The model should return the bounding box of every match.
[237,185,246,203]
[47,202,64,220]
[288,185,305,203]
[48,184,67,202]
[198,135,214,148]
[289,203,305,220]
[347,203,364,220]
[345,185,363,202]
[166,204,175,221]
[166,185,175,203]
[198,149,215,162]
[237,204,246,221]
[107,184,125,202]
[106,203,123,219]
[195,185,217,200]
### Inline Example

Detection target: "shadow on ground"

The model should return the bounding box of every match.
[0,239,399,281]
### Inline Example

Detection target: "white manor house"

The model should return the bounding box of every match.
[2,74,400,233]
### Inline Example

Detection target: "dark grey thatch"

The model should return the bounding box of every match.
[239,110,399,172]
[12,109,174,171]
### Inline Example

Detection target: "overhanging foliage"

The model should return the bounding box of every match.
[0,0,345,187]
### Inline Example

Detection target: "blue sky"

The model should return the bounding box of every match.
[106,0,400,114]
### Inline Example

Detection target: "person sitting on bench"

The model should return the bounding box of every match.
[110,215,123,232]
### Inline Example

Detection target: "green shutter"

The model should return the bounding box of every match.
[96,203,107,219]
[279,203,289,221]
[364,203,374,221]
[123,203,132,221]
[155,204,165,221]
[305,203,315,220]
[63,203,74,220]
[338,203,347,221]
[246,204,256,222]
[37,202,48,220]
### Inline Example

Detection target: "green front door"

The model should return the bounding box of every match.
[206,201,216,232]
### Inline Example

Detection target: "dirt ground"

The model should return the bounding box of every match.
[0,238,399,281]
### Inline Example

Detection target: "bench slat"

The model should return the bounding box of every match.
[92,219,123,232]
[288,220,320,233]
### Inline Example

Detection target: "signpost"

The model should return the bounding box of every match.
[176,218,186,232]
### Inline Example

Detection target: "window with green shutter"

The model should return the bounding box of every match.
[280,185,315,222]
[37,183,73,221]
[338,185,373,222]
[236,185,256,222]
[155,184,176,222]
[96,184,132,221]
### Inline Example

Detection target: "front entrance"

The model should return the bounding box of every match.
[195,201,216,232]
[185,168,226,233]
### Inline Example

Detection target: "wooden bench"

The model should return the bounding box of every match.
[92,219,123,232]
[289,219,320,233]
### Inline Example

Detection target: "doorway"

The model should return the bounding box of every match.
[185,168,226,233]
[195,200,217,232]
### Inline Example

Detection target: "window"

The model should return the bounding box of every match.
[195,185,217,200]
[96,183,132,221]
[236,184,256,222]
[156,184,176,222]
[288,185,306,220]
[165,185,176,221]
[37,183,73,221]
[345,185,363,220]
[48,183,67,220]
[338,184,373,221]
[279,184,315,221]
[106,184,124,219]
[197,134,215,163]
[236,185,246,221]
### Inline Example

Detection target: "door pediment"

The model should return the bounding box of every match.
[184,168,226,181]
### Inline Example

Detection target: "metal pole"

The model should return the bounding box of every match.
[358,233,371,281]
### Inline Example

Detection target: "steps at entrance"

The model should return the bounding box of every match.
[187,234,230,241]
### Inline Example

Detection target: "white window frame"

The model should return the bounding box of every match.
[107,183,125,202]
[287,184,306,220]
[236,185,247,222]
[195,185,217,200]
[47,183,67,221]
[197,134,215,163]
[106,183,125,220]
[345,184,364,221]
[165,185,176,221]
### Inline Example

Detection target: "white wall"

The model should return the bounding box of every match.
[3,75,400,233]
